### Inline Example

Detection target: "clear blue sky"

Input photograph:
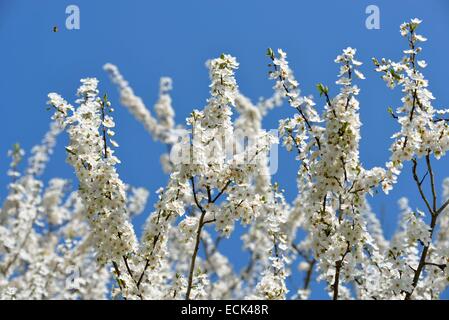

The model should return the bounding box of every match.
[1,0,449,299]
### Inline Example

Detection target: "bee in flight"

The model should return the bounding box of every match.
[53,26,58,32]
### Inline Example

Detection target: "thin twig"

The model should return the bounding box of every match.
[404,213,437,300]
[411,158,433,216]
[425,154,437,213]
[185,209,207,300]
[303,259,316,293]
[332,242,350,300]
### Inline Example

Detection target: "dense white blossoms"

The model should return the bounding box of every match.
[103,63,176,145]
[0,117,112,299]
[266,19,449,300]
[46,79,152,299]
[269,44,390,300]
[1,19,449,300]
[54,79,139,263]
[373,18,449,193]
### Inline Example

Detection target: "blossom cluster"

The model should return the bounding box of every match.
[1,19,449,301]
[267,19,449,300]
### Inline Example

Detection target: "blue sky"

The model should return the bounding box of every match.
[1,0,449,299]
